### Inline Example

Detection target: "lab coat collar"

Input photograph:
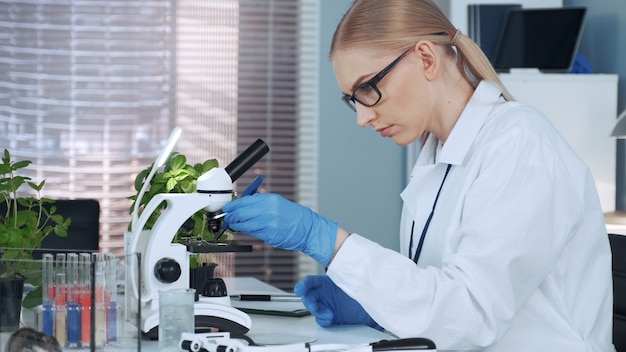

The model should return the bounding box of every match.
[431,80,503,166]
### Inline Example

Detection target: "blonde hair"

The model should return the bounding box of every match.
[330,0,513,101]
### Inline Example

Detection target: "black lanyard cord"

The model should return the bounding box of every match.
[408,163,453,264]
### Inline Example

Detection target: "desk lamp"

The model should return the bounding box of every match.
[130,126,182,233]
[611,109,626,138]
[605,108,626,226]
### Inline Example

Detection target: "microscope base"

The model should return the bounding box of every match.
[140,300,252,340]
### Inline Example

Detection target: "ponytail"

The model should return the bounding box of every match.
[453,33,514,101]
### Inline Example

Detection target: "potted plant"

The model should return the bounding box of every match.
[128,152,224,290]
[0,148,71,331]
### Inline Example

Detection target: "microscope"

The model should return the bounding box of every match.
[126,131,269,339]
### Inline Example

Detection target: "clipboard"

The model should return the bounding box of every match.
[224,277,310,317]
[232,299,310,317]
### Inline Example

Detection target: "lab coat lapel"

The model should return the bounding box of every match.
[401,136,451,261]
[401,136,441,218]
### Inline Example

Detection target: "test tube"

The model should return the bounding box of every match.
[94,254,107,346]
[54,271,67,347]
[66,253,80,347]
[42,253,55,336]
[105,253,118,343]
[79,253,92,347]
[54,254,67,346]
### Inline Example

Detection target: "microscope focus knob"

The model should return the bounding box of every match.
[202,278,228,297]
[154,257,182,283]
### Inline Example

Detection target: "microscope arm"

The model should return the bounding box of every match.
[130,167,233,303]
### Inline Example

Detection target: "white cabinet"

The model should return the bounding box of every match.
[499,73,619,212]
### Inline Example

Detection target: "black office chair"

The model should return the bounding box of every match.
[0,199,100,258]
[609,233,626,351]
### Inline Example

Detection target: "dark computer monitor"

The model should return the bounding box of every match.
[467,4,522,63]
[492,7,586,72]
[0,199,100,259]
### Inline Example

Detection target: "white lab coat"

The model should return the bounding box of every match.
[327,81,614,352]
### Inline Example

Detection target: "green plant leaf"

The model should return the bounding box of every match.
[0,228,8,244]
[128,152,223,242]
[49,214,63,225]
[9,176,28,192]
[169,154,187,171]
[54,223,69,237]
[168,168,187,178]
[11,160,31,170]
[198,159,219,174]
[180,180,196,193]
[134,167,151,191]
[0,149,70,282]
[153,173,169,184]
[32,180,45,192]
[7,233,24,247]
[148,182,166,196]
[165,178,177,192]
[185,165,200,179]
[22,285,42,308]
[2,149,9,163]
[189,255,198,269]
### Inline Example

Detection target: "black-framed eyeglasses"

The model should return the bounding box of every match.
[341,46,414,112]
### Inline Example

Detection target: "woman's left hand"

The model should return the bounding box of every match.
[295,275,382,330]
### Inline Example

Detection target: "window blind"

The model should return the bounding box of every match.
[0,0,321,291]
[234,0,300,290]
[0,0,174,255]
[175,0,321,290]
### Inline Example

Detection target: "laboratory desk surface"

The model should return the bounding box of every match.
[2,277,393,351]
[134,313,392,351]
[138,277,393,350]
[215,277,392,345]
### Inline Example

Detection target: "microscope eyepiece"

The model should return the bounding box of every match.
[224,139,269,182]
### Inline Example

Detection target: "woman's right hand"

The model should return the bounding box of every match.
[222,193,339,266]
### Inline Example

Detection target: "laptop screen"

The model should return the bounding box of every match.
[492,7,586,72]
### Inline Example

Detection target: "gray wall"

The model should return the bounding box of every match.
[564,0,626,111]
[317,0,405,251]
[563,0,626,209]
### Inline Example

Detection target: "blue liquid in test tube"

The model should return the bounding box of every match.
[66,253,80,347]
[42,254,54,336]
[105,253,118,342]
[67,301,80,346]
[107,301,117,342]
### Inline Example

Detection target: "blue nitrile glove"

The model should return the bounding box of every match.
[222,193,338,267]
[294,275,383,330]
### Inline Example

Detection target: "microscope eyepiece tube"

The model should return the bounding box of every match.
[224,139,269,182]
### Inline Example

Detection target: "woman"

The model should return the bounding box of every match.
[222,0,614,350]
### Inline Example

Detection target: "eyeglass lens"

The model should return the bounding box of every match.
[342,85,380,112]
[341,46,413,112]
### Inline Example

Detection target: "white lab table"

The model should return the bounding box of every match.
[135,313,392,351]
[247,314,392,345]
[223,277,392,346]
[138,277,392,350]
